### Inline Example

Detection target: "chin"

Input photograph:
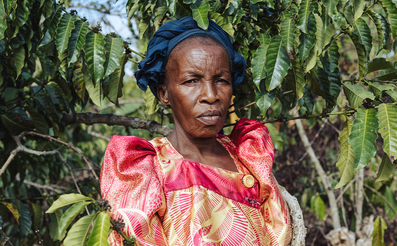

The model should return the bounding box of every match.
[190,125,223,139]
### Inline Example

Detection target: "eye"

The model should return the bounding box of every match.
[183,79,198,85]
[216,78,230,84]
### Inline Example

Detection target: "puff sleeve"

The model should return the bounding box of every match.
[230,119,292,246]
[100,135,168,246]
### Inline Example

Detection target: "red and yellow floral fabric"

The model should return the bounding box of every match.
[100,119,292,245]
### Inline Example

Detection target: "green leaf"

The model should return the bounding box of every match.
[16,201,31,239]
[209,12,234,37]
[328,40,340,72]
[46,194,91,213]
[376,154,395,182]
[347,32,366,80]
[41,5,63,46]
[265,36,290,91]
[366,58,394,75]
[13,0,30,30]
[84,31,106,85]
[378,103,397,161]
[371,216,387,246]
[0,202,20,223]
[368,82,395,98]
[190,0,210,30]
[299,13,316,62]
[313,13,324,53]
[86,211,111,246]
[376,68,397,81]
[311,195,326,221]
[386,89,397,102]
[103,34,124,78]
[251,44,269,89]
[348,107,379,170]
[106,54,127,105]
[144,88,160,116]
[353,0,365,21]
[42,0,53,18]
[63,213,96,246]
[280,15,296,53]
[384,186,397,220]
[306,71,324,97]
[380,0,397,40]
[154,6,168,29]
[25,102,49,135]
[83,62,101,107]
[49,209,63,240]
[58,201,93,241]
[342,83,375,109]
[353,18,372,58]
[335,120,356,189]
[323,0,338,17]
[0,0,7,41]
[30,203,42,230]
[258,33,271,45]
[344,4,354,26]
[56,14,77,59]
[378,13,392,51]
[138,17,150,40]
[256,89,277,114]
[366,9,385,49]
[323,22,335,49]
[12,45,25,78]
[296,0,313,33]
[67,20,89,66]
[291,51,306,99]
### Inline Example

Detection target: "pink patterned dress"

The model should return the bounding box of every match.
[100,119,292,245]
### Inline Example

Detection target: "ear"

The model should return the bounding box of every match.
[157,83,170,106]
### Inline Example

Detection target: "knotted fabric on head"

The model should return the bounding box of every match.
[134,16,247,98]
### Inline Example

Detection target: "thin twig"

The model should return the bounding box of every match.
[364,184,397,216]
[336,177,357,203]
[227,102,256,115]
[87,126,111,141]
[0,227,13,246]
[34,230,43,246]
[24,132,100,180]
[0,147,20,177]
[291,120,327,165]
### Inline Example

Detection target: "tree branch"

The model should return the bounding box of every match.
[63,113,173,136]
[295,119,341,229]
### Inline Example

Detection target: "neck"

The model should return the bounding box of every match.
[166,125,220,159]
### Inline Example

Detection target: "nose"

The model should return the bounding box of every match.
[199,81,219,104]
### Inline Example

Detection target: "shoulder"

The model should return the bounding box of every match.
[229,118,272,148]
[106,135,156,159]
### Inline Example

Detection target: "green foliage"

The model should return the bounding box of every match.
[63,213,96,246]
[310,195,326,221]
[86,211,111,246]
[46,194,91,213]
[335,120,355,189]
[372,216,387,246]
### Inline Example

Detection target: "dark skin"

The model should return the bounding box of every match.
[157,38,238,172]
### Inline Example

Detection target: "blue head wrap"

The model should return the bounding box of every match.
[134,16,247,98]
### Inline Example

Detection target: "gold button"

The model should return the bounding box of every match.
[242,175,255,188]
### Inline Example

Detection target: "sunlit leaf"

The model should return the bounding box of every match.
[209,12,234,37]
[384,186,397,220]
[256,89,277,114]
[265,35,290,91]
[313,13,324,53]
[353,0,365,21]
[378,103,397,162]
[190,0,210,30]
[144,88,160,116]
[46,194,91,213]
[84,31,106,85]
[86,211,111,246]
[343,83,375,109]
[280,13,296,53]
[106,54,127,105]
[297,0,313,33]
[103,33,124,78]
[323,0,338,17]
[0,0,7,41]
[56,13,77,60]
[335,120,356,189]
[63,213,96,246]
[348,107,378,170]
[58,201,93,241]
[251,44,269,89]
[371,216,387,246]
[83,62,101,107]
[311,195,326,221]
[368,82,395,98]
[67,20,89,66]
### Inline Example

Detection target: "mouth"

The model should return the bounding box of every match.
[196,110,222,125]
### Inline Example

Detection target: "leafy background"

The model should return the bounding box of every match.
[1,0,397,245]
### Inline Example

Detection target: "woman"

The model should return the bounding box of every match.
[101,16,292,245]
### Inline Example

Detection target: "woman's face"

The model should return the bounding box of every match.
[158,39,232,139]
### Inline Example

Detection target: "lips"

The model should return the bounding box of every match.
[197,110,222,125]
